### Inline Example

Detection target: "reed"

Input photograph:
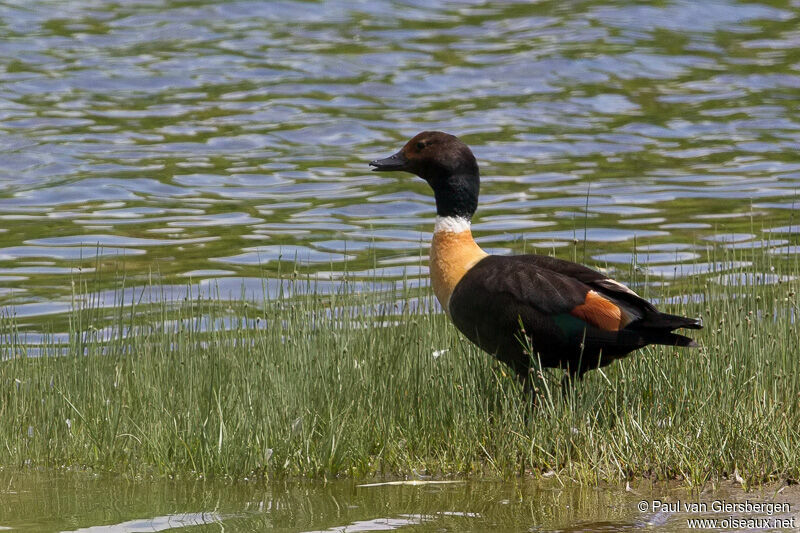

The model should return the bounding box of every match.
[1,248,798,487]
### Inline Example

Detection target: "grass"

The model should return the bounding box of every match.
[0,247,798,487]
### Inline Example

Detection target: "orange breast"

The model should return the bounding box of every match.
[429,230,487,314]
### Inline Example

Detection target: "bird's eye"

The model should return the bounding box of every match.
[416,141,426,150]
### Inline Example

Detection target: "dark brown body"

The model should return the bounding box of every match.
[449,254,701,379]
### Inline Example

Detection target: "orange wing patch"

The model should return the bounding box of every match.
[570,290,631,331]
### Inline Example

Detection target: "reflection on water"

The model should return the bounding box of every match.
[0,0,799,329]
[0,471,797,532]
[69,513,221,533]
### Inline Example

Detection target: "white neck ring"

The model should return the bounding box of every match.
[434,216,471,234]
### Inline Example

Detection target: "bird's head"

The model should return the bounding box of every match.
[370,131,480,220]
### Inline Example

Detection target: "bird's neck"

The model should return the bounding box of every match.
[429,216,487,314]
[430,172,479,220]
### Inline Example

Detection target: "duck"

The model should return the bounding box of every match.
[369,131,702,385]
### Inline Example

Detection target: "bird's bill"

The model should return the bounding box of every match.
[369,151,407,171]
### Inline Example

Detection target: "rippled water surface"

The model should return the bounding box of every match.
[1,0,799,328]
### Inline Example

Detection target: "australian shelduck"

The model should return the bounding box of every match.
[370,131,702,384]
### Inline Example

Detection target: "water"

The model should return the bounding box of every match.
[1,1,799,528]
[1,471,797,532]
[1,0,799,332]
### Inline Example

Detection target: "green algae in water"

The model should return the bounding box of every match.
[1,471,799,532]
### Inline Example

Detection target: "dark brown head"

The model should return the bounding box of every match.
[369,131,480,219]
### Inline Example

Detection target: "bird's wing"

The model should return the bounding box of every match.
[450,255,644,332]
[505,254,656,312]
[506,255,702,330]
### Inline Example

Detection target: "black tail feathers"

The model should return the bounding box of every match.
[646,331,699,348]
[636,311,702,348]
[641,311,703,331]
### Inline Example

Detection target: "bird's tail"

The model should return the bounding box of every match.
[635,310,702,348]
[644,331,699,348]
[639,311,703,331]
